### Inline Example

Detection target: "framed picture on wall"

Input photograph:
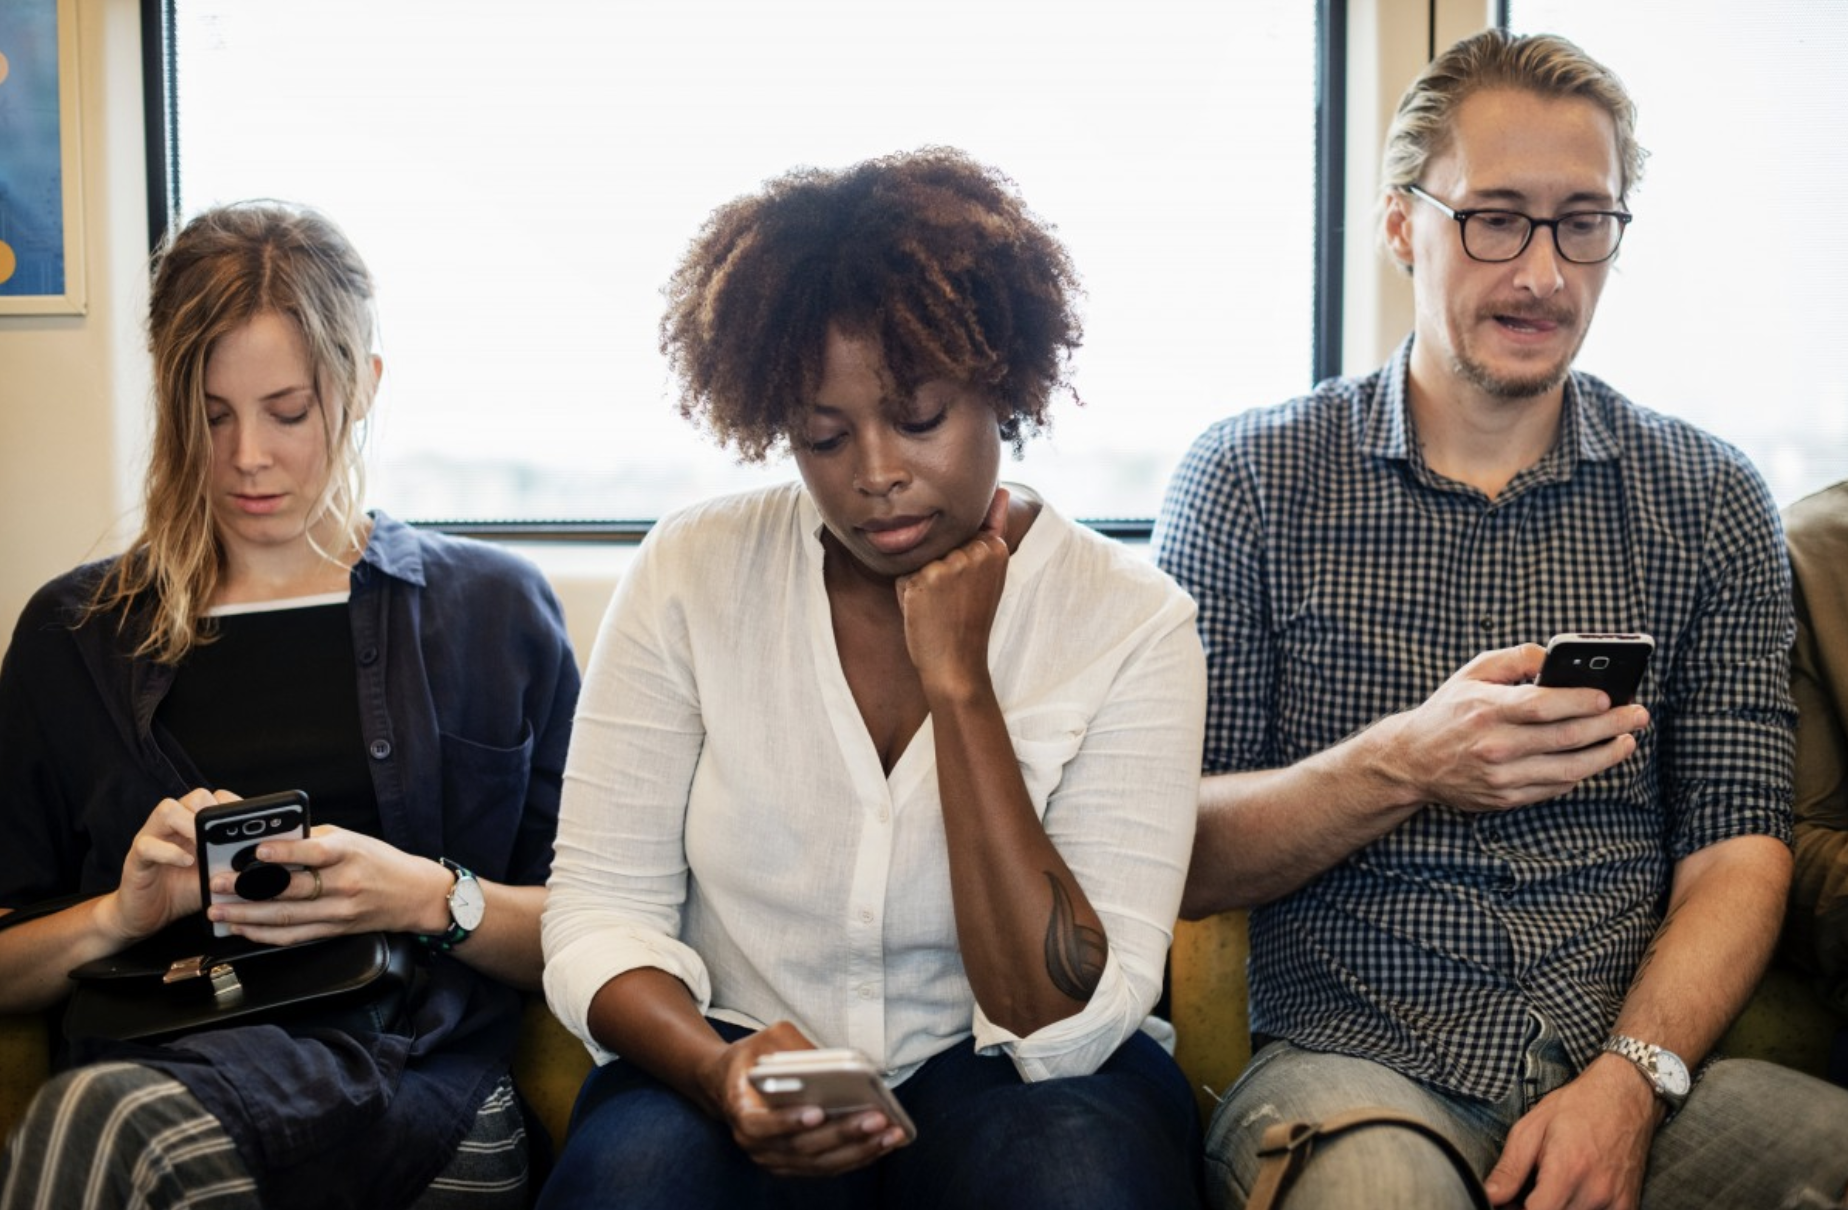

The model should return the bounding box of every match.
[0,0,85,316]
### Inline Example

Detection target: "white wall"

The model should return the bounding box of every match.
[0,0,147,652]
[0,0,1482,665]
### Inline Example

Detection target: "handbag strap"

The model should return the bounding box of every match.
[1245,1107,1492,1210]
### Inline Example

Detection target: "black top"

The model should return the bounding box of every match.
[159,600,380,838]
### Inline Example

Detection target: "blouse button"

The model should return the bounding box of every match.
[858,984,875,1000]
[859,909,874,924]
[358,646,379,666]
[369,739,393,760]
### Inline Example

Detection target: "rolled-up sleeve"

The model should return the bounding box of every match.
[1661,456,1796,860]
[970,589,1206,1081]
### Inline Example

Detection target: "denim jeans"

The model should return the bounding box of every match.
[535,1021,1203,1209]
[1203,1018,1848,1210]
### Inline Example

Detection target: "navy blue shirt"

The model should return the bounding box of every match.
[1154,340,1795,1101]
[0,512,579,1208]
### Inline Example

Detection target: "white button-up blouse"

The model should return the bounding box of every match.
[542,482,1204,1083]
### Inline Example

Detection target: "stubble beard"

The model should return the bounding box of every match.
[1454,352,1571,401]
[1452,320,1588,403]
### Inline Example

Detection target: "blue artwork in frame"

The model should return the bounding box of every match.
[0,0,81,313]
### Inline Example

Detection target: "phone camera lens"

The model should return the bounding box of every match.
[242,819,265,835]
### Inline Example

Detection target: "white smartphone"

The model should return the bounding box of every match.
[1537,632,1655,705]
[194,790,312,938]
[746,1048,917,1142]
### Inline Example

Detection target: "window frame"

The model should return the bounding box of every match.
[139,0,1348,543]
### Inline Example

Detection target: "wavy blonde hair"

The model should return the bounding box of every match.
[90,201,377,664]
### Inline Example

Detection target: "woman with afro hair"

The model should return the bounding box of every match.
[539,147,1207,1209]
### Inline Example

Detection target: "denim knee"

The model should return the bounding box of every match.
[1203,1044,1491,1210]
[889,1031,1202,1210]
[536,1060,767,1210]
[1643,1058,1848,1210]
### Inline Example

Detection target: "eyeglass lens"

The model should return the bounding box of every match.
[1464,212,1623,263]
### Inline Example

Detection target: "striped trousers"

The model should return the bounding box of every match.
[0,1062,528,1210]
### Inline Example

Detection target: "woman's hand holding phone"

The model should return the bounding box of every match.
[98,786,243,945]
[203,823,454,946]
[701,1020,910,1178]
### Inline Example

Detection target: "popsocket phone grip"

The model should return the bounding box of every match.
[231,843,291,901]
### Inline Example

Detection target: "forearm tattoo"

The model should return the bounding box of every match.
[1628,900,1683,991]
[1043,873,1107,1000]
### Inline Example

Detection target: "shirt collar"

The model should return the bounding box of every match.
[1360,335,1623,473]
[353,510,428,588]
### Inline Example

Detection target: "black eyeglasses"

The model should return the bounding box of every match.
[1404,184,1633,265]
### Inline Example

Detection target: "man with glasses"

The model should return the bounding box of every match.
[1157,28,1848,1210]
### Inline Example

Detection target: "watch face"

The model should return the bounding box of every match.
[450,874,486,931]
[1654,1049,1691,1098]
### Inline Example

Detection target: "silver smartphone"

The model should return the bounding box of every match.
[1537,632,1655,705]
[746,1048,917,1142]
[194,790,311,938]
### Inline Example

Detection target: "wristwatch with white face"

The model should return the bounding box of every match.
[420,857,485,951]
[1602,1034,1691,1111]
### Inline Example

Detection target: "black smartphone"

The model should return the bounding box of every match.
[1537,632,1655,705]
[747,1048,918,1142]
[195,791,311,938]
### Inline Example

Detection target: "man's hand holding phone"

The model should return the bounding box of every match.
[1372,641,1651,815]
[706,1021,912,1178]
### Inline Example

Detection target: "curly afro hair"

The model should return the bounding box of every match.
[660,146,1083,461]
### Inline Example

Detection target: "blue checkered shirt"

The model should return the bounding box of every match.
[1153,339,1796,1102]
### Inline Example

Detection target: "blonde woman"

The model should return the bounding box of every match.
[0,202,578,1210]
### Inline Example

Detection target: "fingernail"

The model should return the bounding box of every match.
[255,847,271,861]
[800,1108,823,1127]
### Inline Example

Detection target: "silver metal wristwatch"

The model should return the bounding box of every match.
[1601,1034,1691,1111]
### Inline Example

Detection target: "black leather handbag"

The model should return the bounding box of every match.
[62,924,421,1044]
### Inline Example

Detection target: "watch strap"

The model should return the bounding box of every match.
[417,858,476,952]
[1601,1034,1688,1109]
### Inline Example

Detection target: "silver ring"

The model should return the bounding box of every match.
[307,869,324,902]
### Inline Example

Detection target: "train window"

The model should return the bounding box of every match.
[1508,1,1848,507]
[167,2,1319,528]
